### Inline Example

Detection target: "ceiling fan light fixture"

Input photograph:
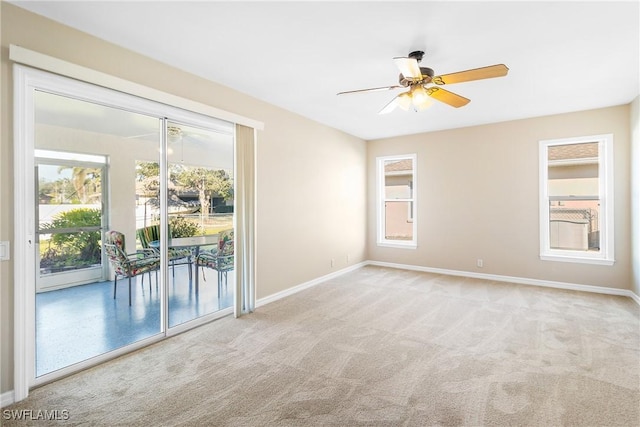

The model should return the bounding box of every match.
[411,85,433,110]
[167,125,183,143]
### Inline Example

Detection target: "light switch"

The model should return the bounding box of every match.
[0,241,10,261]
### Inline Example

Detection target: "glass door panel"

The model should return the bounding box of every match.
[34,90,162,376]
[166,121,234,327]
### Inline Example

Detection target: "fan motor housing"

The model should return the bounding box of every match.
[399,67,434,87]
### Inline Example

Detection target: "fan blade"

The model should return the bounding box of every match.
[432,64,509,85]
[427,87,470,108]
[378,97,398,115]
[337,85,402,96]
[378,91,413,114]
[393,57,422,80]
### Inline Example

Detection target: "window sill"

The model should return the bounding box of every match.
[378,242,417,250]
[540,254,615,266]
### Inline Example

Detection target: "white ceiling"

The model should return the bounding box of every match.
[10,1,640,141]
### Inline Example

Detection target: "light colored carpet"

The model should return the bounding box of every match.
[4,266,639,426]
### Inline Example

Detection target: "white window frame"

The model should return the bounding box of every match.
[539,134,614,265]
[376,154,417,248]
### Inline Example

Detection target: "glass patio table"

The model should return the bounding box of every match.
[149,234,219,289]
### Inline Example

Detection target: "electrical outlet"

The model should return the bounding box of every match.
[346,254,350,263]
[477,259,483,268]
[331,258,335,268]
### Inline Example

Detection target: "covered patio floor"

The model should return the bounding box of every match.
[35,264,234,377]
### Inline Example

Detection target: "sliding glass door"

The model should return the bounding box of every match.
[139,120,235,327]
[33,90,164,376]
[164,121,234,326]
[23,71,236,384]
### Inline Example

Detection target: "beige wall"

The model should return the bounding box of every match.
[631,95,640,296]
[0,3,367,394]
[368,105,631,290]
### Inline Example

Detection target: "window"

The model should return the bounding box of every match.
[539,134,614,265]
[377,154,417,248]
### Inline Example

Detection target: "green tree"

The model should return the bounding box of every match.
[135,162,232,218]
[136,161,161,202]
[174,167,232,218]
[136,161,160,180]
[56,166,101,204]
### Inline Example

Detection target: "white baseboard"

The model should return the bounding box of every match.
[255,259,640,310]
[367,260,640,305]
[3,259,637,408]
[1,390,15,408]
[256,262,367,308]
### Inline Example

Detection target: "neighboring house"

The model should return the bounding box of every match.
[547,142,600,251]
[384,159,414,240]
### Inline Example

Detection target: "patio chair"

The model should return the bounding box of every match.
[194,229,234,294]
[104,230,160,306]
[136,224,193,280]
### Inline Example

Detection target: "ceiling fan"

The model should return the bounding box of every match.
[126,125,218,142]
[337,51,509,114]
